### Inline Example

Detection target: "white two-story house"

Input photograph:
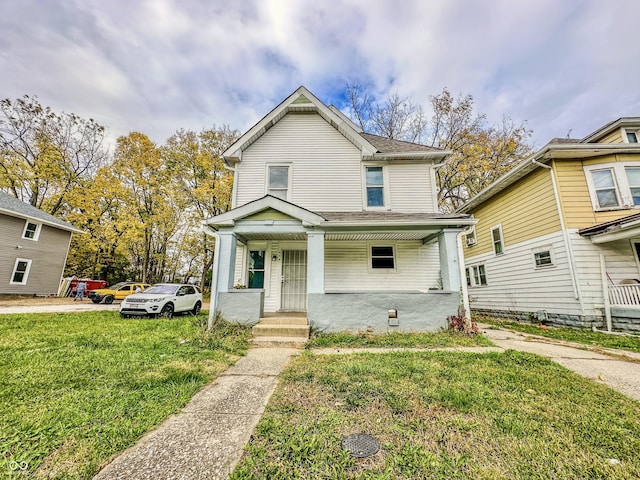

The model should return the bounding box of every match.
[204,87,474,333]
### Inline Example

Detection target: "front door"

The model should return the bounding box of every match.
[280,250,307,311]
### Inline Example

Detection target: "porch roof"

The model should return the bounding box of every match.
[579,212,640,243]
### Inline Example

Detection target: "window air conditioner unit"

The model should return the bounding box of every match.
[466,238,477,247]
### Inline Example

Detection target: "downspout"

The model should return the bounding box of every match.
[203,225,221,330]
[531,159,582,304]
[457,225,475,318]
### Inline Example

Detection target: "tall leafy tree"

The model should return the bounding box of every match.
[163,126,238,290]
[346,84,532,211]
[0,95,108,215]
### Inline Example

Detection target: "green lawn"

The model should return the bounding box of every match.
[478,317,640,354]
[307,331,494,349]
[0,311,250,479]
[231,350,640,479]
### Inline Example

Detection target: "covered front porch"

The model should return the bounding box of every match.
[205,196,474,332]
[580,213,640,332]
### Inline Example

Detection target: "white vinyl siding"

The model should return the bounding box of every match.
[388,163,436,212]
[464,231,581,316]
[235,113,363,211]
[570,234,640,316]
[324,240,440,291]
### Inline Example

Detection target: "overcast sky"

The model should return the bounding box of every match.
[2,0,639,149]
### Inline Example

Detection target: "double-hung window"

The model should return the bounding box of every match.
[491,226,504,255]
[591,168,620,208]
[626,130,639,143]
[248,250,265,288]
[365,166,384,207]
[625,167,640,205]
[586,163,640,210]
[466,264,487,287]
[23,221,41,240]
[267,166,289,200]
[11,258,32,284]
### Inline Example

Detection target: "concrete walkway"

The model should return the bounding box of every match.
[93,347,299,480]
[478,323,640,402]
[92,325,640,479]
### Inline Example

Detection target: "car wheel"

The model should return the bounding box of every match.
[159,303,174,319]
[191,301,202,316]
[104,295,114,304]
[91,298,101,304]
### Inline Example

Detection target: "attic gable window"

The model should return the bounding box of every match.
[267,165,289,200]
[22,221,41,241]
[365,166,384,207]
[626,130,638,143]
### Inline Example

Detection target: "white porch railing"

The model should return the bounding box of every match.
[608,284,640,306]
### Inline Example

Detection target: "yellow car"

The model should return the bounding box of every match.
[88,282,150,304]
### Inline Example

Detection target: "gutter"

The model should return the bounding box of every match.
[531,159,582,306]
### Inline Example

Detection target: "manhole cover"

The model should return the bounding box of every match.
[342,433,380,458]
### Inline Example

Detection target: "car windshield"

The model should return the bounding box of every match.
[109,282,128,290]
[143,285,179,295]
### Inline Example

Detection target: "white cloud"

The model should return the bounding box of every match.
[2,0,640,147]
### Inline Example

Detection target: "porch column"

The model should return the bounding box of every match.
[216,231,238,293]
[439,228,462,292]
[307,231,325,293]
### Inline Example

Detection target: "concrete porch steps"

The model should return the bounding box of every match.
[251,315,309,347]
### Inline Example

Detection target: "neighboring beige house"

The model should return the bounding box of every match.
[458,118,640,332]
[0,192,83,295]
[204,86,474,333]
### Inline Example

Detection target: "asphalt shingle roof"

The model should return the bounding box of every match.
[359,132,442,154]
[0,191,81,232]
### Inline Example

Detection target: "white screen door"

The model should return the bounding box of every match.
[280,250,307,311]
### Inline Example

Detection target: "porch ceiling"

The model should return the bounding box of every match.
[236,231,437,241]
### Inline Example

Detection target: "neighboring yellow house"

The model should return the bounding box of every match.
[458,118,640,332]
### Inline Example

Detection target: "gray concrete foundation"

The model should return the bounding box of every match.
[217,290,264,325]
[307,291,459,333]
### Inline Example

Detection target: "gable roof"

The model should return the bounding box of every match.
[458,137,640,213]
[222,86,449,165]
[0,192,83,233]
[581,117,640,143]
[204,195,326,228]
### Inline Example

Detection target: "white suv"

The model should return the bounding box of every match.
[120,283,203,319]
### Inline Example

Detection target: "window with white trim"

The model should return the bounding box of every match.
[248,250,265,288]
[491,225,504,255]
[585,163,640,210]
[370,245,395,269]
[365,166,385,207]
[533,247,554,268]
[267,165,289,200]
[22,221,41,241]
[465,264,487,287]
[11,258,32,284]
[591,168,620,208]
[625,129,638,143]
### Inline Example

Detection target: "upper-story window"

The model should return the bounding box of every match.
[22,221,41,241]
[585,163,640,210]
[591,168,620,208]
[365,166,384,207]
[625,130,639,143]
[491,225,504,256]
[267,165,290,200]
